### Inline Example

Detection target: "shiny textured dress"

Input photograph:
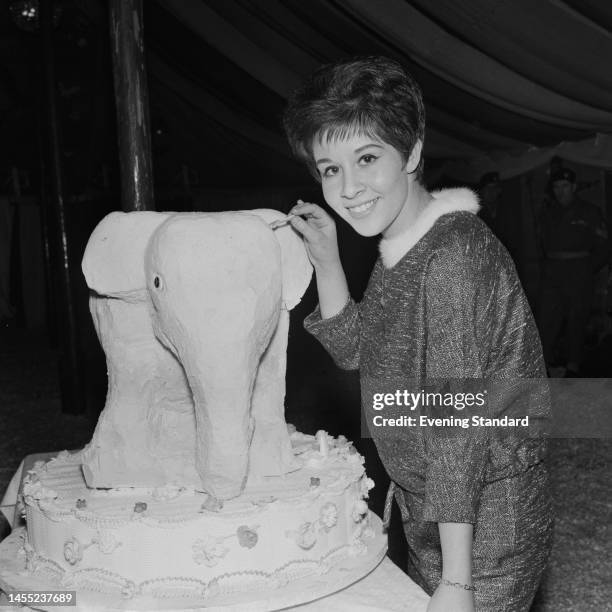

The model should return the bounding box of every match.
[304,189,554,611]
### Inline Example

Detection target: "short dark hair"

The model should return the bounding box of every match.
[283,56,426,181]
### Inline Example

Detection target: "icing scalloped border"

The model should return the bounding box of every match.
[25,534,372,600]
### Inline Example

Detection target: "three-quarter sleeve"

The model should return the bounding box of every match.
[303,297,361,370]
[421,235,492,523]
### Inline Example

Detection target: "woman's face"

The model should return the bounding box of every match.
[312,132,416,237]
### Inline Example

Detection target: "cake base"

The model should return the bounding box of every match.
[0,516,387,611]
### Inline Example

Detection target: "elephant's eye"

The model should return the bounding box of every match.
[153,276,162,289]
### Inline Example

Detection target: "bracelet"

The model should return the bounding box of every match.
[441,578,477,592]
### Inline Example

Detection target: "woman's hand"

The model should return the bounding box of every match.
[427,583,475,612]
[288,200,340,272]
[289,200,349,319]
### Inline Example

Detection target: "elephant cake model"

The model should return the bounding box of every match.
[79,208,313,500]
[17,208,385,606]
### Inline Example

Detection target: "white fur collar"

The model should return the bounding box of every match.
[379,187,480,268]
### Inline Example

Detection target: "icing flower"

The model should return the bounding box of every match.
[319,502,338,531]
[287,522,317,550]
[75,498,87,509]
[63,537,83,565]
[351,514,374,546]
[120,580,137,599]
[310,477,321,488]
[236,525,258,549]
[94,530,121,554]
[192,536,229,567]
[133,502,147,514]
[352,499,369,522]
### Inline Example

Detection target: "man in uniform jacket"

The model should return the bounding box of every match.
[537,167,609,376]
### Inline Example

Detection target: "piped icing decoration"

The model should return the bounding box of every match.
[251,496,277,507]
[63,532,119,565]
[22,477,57,502]
[63,537,83,565]
[93,530,121,554]
[22,433,373,599]
[286,522,317,550]
[120,580,138,599]
[360,476,375,498]
[318,502,338,532]
[236,525,259,549]
[192,536,229,566]
[200,494,224,513]
[352,518,375,546]
[352,499,369,523]
[25,540,369,599]
[151,485,184,501]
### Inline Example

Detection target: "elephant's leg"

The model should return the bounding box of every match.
[249,309,297,478]
[82,296,197,488]
[147,348,199,484]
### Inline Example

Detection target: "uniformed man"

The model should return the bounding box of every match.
[537,168,609,376]
[478,172,512,252]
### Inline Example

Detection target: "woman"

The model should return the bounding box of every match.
[283,56,553,611]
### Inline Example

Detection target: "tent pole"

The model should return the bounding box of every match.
[109,0,155,211]
[40,0,85,415]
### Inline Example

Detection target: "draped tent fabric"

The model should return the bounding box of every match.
[341,0,612,130]
[148,0,612,184]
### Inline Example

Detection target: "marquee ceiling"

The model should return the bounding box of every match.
[146,0,612,185]
[1,0,611,189]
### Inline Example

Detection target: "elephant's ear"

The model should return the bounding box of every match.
[245,209,313,310]
[82,211,171,296]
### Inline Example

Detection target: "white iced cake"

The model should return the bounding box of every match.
[15,210,382,606]
[22,431,375,601]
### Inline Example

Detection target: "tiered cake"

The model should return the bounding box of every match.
[22,432,375,601]
[15,209,383,608]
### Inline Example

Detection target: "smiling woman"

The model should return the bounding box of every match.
[312,135,424,238]
[283,56,553,612]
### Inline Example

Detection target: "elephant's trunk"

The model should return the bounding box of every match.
[160,299,279,500]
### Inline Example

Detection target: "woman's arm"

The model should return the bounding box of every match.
[289,201,362,370]
[427,521,475,611]
[289,201,349,318]
[439,522,474,584]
